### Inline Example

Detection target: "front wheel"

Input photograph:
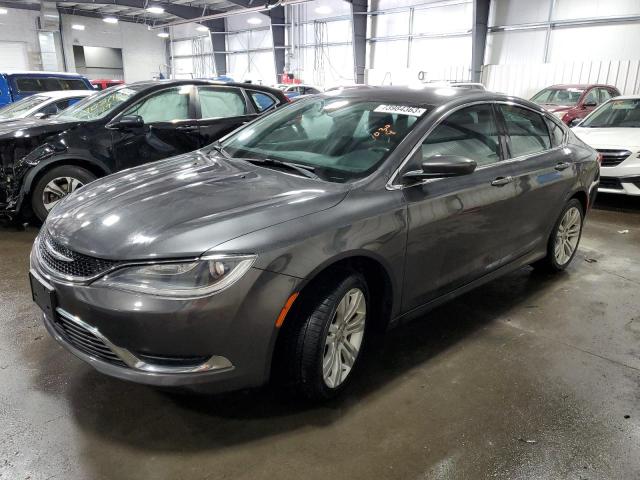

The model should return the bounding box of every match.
[282,272,369,400]
[31,165,96,221]
[533,198,584,272]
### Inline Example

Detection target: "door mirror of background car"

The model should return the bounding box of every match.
[403,154,477,181]
[583,101,597,108]
[33,112,49,120]
[108,115,144,130]
[568,118,581,127]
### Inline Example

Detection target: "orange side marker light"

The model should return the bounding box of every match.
[275,292,299,328]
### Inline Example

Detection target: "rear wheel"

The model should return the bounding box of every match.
[533,198,584,272]
[31,165,96,221]
[281,272,369,400]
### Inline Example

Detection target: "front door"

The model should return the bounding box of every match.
[195,86,258,146]
[111,85,200,171]
[400,103,517,312]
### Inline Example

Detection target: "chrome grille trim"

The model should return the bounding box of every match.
[597,149,632,167]
[37,230,120,282]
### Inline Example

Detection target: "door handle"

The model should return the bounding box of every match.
[555,162,571,171]
[491,176,514,187]
[176,125,198,132]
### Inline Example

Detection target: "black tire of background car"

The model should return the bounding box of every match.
[31,165,97,222]
[278,271,369,401]
[532,198,584,272]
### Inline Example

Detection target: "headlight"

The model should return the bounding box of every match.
[96,254,256,298]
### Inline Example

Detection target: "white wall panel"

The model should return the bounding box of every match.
[489,0,550,26]
[0,8,41,70]
[410,36,471,68]
[548,24,640,62]
[482,60,640,98]
[554,0,640,20]
[413,3,472,34]
[485,30,547,65]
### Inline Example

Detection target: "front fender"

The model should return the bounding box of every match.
[15,155,111,212]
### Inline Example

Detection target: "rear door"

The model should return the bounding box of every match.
[195,85,257,145]
[400,102,518,311]
[110,85,201,170]
[495,103,574,258]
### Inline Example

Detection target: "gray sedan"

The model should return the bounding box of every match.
[29,86,599,400]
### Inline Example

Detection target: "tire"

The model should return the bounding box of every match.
[533,198,584,272]
[31,165,96,222]
[280,272,369,401]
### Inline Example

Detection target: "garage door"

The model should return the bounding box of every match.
[0,42,28,70]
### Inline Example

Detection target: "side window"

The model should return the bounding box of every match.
[499,104,551,158]
[420,103,500,167]
[249,91,276,112]
[545,117,565,147]
[124,87,191,123]
[198,87,247,118]
[599,88,613,103]
[583,89,598,105]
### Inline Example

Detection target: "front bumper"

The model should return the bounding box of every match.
[32,255,300,391]
[598,157,640,196]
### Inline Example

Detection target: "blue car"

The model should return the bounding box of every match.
[0,72,93,108]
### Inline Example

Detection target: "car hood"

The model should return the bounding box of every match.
[0,117,81,140]
[572,127,640,150]
[45,152,350,260]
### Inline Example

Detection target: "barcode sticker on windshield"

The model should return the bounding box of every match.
[374,105,427,116]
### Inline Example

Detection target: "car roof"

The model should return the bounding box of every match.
[124,79,284,95]
[546,84,615,89]
[604,95,640,100]
[319,85,526,108]
[1,71,87,77]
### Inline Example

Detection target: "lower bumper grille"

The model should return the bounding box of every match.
[599,177,624,190]
[53,310,126,367]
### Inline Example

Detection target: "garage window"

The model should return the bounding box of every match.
[499,105,551,158]
[420,103,500,167]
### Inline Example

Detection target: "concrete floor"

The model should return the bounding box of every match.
[1,195,639,480]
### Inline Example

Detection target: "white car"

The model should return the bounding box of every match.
[0,90,95,122]
[572,96,640,196]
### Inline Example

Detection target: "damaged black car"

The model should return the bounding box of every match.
[0,80,288,221]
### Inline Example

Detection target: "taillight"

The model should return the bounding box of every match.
[596,152,603,165]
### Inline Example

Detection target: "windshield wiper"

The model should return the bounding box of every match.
[206,141,231,158]
[244,158,320,180]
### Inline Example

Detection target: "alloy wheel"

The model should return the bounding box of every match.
[42,177,84,212]
[322,288,366,388]
[554,206,582,265]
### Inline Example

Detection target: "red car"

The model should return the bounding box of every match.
[531,84,620,125]
[90,79,124,91]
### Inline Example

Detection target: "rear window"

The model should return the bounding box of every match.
[13,76,88,93]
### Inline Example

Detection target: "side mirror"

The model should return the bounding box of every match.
[33,112,49,120]
[582,101,597,108]
[568,118,581,127]
[403,154,477,181]
[108,115,144,130]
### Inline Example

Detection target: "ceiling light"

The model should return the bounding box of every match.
[71,24,85,30]
[157,32,169,38]
[246,17,262,25]
[0,8,9,14]
[146,6,164,14]
[314,6,332,14]
[103,17,118,24]
[196,25,209,32]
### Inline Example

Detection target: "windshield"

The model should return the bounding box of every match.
[531,88,584,106]
[0,95,49,119]
[581,98,640,128]
[56,86,138,121]
[222,97,425,182]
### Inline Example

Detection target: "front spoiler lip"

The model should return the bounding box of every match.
[42,311,236,387]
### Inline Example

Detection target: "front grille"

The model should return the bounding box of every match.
[38,230,119,279]
[597,149,632,167]
[54,310,126,367]
[599,177,623,190]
